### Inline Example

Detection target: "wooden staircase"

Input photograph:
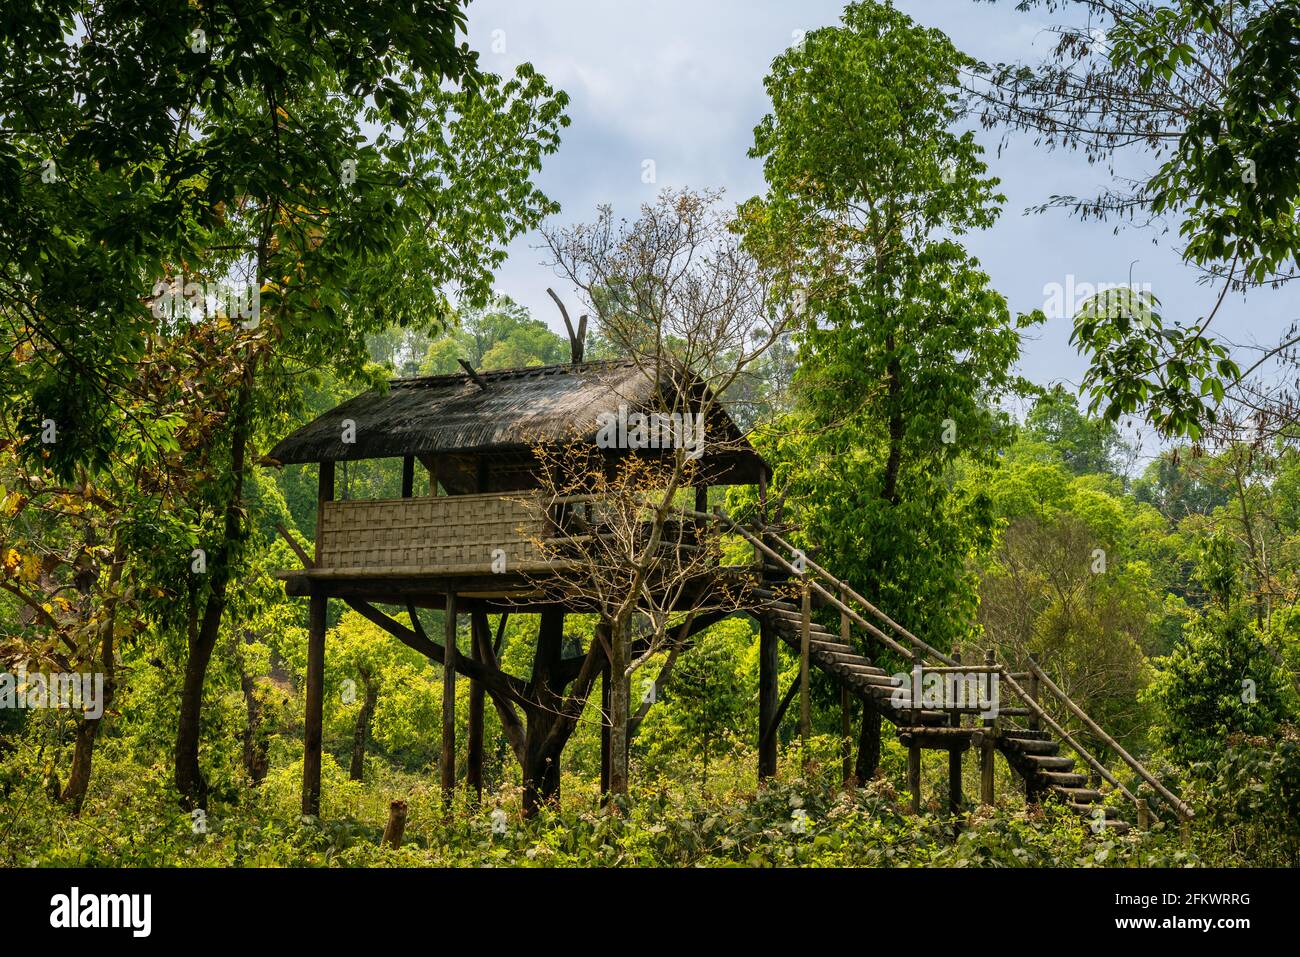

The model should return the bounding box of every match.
[692,508,1195,833]
[755,591,1128,830]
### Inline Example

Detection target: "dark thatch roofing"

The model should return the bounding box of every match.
[267,360,770,484]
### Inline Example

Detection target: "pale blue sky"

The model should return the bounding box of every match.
[463,0,1297,459]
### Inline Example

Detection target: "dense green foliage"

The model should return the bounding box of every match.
[4,0,1300,869]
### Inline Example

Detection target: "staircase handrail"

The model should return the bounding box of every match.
[682,506,956,667]
[1024,659,1194,822]
[758,523,958,667]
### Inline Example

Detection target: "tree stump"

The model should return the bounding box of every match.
[382,800,408,849]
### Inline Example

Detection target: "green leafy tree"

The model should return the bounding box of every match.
[1023,385,1132,476]
[657,619,750,789]
[975,446,1166,742]
[421,295,568,374]
[740,0,1038,776]
[2,2,568,807]
[1145,605,1292,766]
[974,1,1300,440]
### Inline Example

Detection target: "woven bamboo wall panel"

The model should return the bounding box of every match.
[317,493,545,571]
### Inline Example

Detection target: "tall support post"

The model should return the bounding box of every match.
[948,651,963,814]
[758,618,778,781]
[441,589,458,807]
[948,745,963,815]
[980,648,996,805]
[840,587,852,784]
[799,580,811,764]
[303,460,333,817]
[314,460,335,565]
[303,587,327,816]
[600,651,612,801]
[466,610,486,804]
[908,652,921,813]
[1025,654,1040,804]
[907,740,922,815]
[1027,659,1041,732]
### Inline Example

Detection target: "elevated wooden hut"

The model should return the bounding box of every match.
[268,358,770,814]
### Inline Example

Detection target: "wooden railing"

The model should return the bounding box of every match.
[688,506,1195,824]
[1010,659,1194,822]
[686,506,957,667]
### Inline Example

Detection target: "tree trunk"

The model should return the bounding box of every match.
[607,617,630,798]
[174,364,256,808]
[61,712,105,814]
[520,724,565,817]
[882,339,904,506]
[855,698,882,782]
[349,670,378,782]
[175,627,219,808]
[59,548,124,814]
[240,673,270,785]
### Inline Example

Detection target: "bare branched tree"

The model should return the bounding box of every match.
[525,187,797,796]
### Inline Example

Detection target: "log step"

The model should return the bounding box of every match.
[1050,785,1103,803]
[1001,737,1059,756]
[854,673,903,689]
[1023,755,1076,771]
[1040,771,1089,787]
[1001,729,1053,741]
[819,651,871,666]
[880,705,950,725]
[810,643,856,657]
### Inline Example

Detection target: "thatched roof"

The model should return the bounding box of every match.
[267,360,770,485]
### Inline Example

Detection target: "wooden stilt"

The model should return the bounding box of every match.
[401,455,414,498]
[315,460,335,563]
[948,652,963,813]
[981,648,996,805]
[758,618,778,780]
[467,610,486,804]
[607,620,630,797]
[799,582,811,762]
[302,459,333,817]
[302,587,327,816]
[908,742,922,814]
[441,589,458,807]
[948,745,963,814]
[1025,656,1040,804]
[600,651,612,801]
[1027,660,1040,731]
[840,590,852,784]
